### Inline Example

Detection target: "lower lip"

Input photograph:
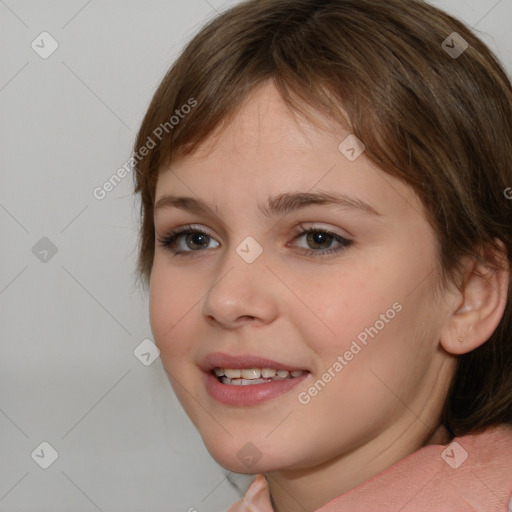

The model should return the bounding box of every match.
[204,371,310,406]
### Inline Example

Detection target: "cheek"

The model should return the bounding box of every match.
[295,263,386,355]
[148,261,197,356]
[307,255,426,373]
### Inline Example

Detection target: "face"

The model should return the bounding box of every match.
[149,81,456,475]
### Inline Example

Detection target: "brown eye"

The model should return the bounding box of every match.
[157,226,219,255]
[184,232,210,250]
[305,231,335,250]
[293,227,353,257]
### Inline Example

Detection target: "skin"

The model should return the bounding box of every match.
[149,80,509,511]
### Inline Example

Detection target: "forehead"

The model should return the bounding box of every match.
[155,82,425,225]
[177,82,344,162]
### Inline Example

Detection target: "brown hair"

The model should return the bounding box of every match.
[132,0,512,438]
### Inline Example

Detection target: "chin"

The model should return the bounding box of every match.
[203,438,296,474]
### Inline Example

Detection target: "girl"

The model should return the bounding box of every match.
[132,0,512,510]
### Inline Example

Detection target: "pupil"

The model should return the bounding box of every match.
[188,233,208,249]
[308,231,332,249]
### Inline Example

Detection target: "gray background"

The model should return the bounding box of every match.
[1,1,511,511]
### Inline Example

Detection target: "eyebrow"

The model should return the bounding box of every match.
[154,191,382,219]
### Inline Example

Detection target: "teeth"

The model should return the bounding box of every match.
[222,377,241,385]
[241,368,261,379]
[221,377,268,385]
[215,367,307,385]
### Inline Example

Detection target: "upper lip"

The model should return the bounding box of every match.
[200,352,310,373]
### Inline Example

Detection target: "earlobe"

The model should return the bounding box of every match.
[439,239,509,356]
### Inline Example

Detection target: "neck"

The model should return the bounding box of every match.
[265,421,445,512]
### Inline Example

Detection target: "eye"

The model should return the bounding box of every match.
[291,225,353,256]
[156,224,353,257]
[156,224,219,256]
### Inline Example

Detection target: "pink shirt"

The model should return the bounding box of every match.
[227,424,512,511]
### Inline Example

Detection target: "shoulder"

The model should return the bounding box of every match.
[319,423,512,512]
[440,423,512,511]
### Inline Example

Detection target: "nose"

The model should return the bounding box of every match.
[201,242,279,329]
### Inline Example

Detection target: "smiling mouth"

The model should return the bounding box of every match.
[212,367,308,385]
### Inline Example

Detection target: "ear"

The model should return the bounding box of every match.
[439,239,509,355]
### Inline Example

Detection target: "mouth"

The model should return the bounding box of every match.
[201,353,311,406]
[212,367,308,385]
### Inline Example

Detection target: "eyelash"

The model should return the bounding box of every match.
[156,224,353,258]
